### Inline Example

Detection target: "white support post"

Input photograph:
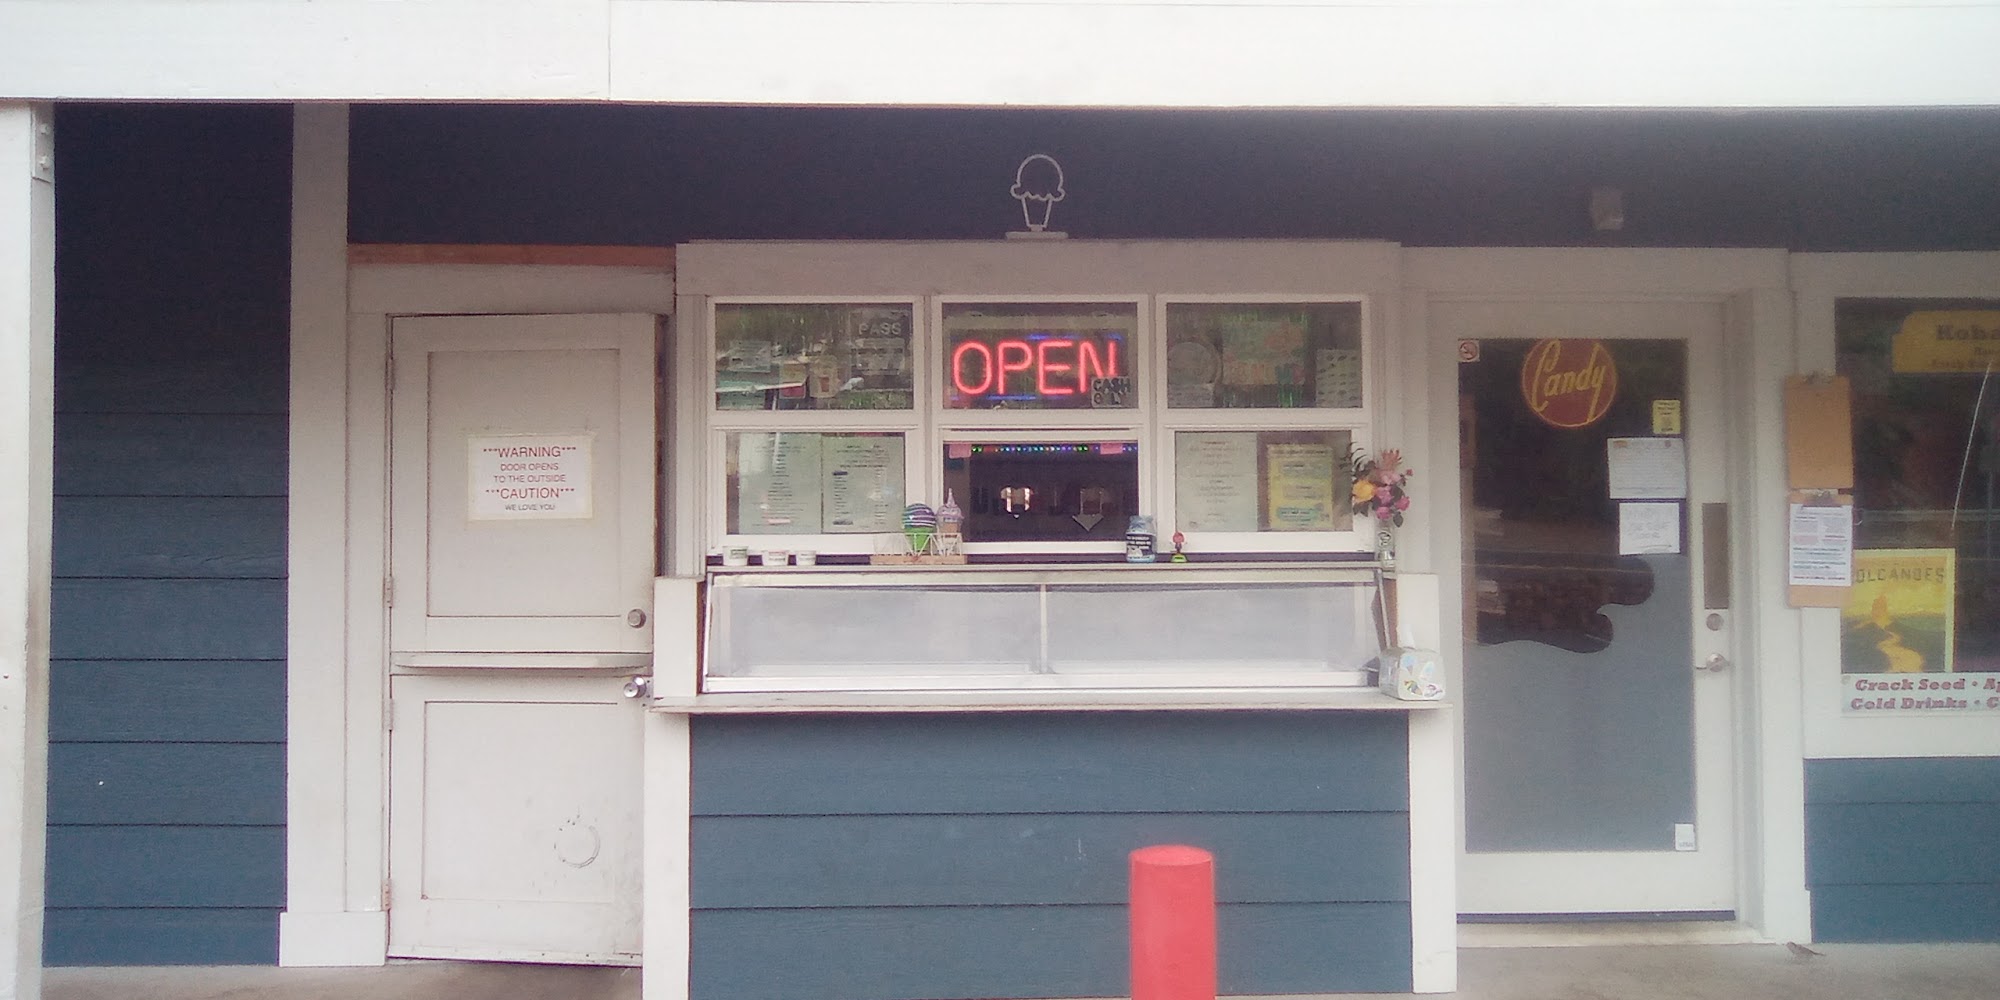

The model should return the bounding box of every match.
[279,102,385,966]
[0,102,55,1000]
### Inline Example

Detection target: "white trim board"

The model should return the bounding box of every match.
[1791,252,2000,762]
[6,2,2000,107]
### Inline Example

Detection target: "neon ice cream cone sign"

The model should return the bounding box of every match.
[1010,154,1066,233]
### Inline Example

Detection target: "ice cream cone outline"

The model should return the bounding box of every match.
[1010,154,1066,232]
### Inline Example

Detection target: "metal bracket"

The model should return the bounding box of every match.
[30,106,53,184]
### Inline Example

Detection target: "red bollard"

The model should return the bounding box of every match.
[1129,844,1216,1000]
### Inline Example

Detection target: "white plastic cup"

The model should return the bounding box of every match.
[722,546,749,567]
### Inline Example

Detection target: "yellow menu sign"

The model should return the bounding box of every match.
[1893,311,2000,374]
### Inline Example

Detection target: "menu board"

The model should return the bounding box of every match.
[737,433,824,534]
[1264,441,1339,531]
[823,435,903,532]
[1174,433,1259,531]
[736,432,904,535]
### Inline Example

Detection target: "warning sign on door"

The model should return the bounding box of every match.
[469,433,594,520]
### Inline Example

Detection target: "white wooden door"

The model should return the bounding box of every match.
[1446,299,1738,915]
[390,313,656,658]
[387,673,643,964]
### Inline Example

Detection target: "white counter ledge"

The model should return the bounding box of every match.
[651,687,1445,714]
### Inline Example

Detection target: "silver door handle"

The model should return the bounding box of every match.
[622,676,652,699]
[1699,653,1730,672]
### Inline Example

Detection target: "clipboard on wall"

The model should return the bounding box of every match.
[1784,375,1854,490]
[1787,490,1854,608]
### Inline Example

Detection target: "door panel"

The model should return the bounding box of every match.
[1445,300,1735,914]
[390,314,656,655]
[388,674,643,964]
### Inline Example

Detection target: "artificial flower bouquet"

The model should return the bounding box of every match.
[1350,447,1413,528]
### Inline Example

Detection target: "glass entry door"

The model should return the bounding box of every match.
[1448,300,1736,915]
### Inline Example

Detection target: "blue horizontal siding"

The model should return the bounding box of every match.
[49,103,291,968]
[54,497,285,578]
[1805,756,2000,804]
[44,908,281,966]
[692,902,1413,1000]
[1805,802,2000,886]
[690,713,1411,999]
[50,660,285,743]
[54,414,287,497]
[1805,757,2000,943]
[46,826,284,908]
[1810,885,2000,943]
[693,811,1409,909]
[48,744,283,826]
[694,711,1409,815]
[58,355,288,416]
[51,579,286,660]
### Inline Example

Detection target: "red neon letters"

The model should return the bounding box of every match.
[952,336,1121,400]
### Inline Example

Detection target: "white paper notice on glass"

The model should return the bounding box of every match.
[737,433,824,534]
[1606,437,1688,499]
[1174,432,1259,530]
[1788,502,1854,586]
[468,433,593,520]
[823,435,903,532]
[1618,501,1681,555]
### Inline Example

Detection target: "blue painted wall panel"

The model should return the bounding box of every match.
[1805,756,2000,804]
[49,661,285,743]
[691,713,1410,999]
[48,744,284,826]
[43,908,281,967]
[48,103,291,966]
[1810,885,2000,943]
[694,711,1409,815]
[50,580,286,661]
[692,811,1409,908]
[1804,757,2000,943]
[54,497,285,578]
[692,902,1413,1000]
[54,414,288,498]
[45,826,285,908]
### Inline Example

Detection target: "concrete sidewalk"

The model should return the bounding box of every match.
[44,943,2000,1000]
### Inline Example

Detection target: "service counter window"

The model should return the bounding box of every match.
[942,440,1139,545]
[701,566,1385,692]
[715,301,914,411]
[942,301,1137,412]
[1836,299,2000,678]
[711,300,919,555]
[1163,301,1365,410]
[705,292,1376,559]
[725,432,906,536]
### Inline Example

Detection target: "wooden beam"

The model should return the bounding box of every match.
[347,244,675,269]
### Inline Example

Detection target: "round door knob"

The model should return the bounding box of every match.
[1700,653,1730,672]
[626,608,648,628]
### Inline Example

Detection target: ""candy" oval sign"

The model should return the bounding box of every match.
[1520,338,1618,429]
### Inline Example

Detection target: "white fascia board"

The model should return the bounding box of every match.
[4,1,2000,107]
[626,1,2000,109]
[0,1,612,101]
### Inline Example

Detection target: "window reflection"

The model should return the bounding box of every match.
[1461,339,1685,652]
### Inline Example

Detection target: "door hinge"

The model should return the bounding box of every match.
[383,576,394,608]
[382,878,393,909]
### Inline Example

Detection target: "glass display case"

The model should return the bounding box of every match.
[701,564,1386,692]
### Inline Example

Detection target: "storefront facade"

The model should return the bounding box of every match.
[6,6,2000,999]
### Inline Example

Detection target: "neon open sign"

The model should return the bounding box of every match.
[947,330,1131,409]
